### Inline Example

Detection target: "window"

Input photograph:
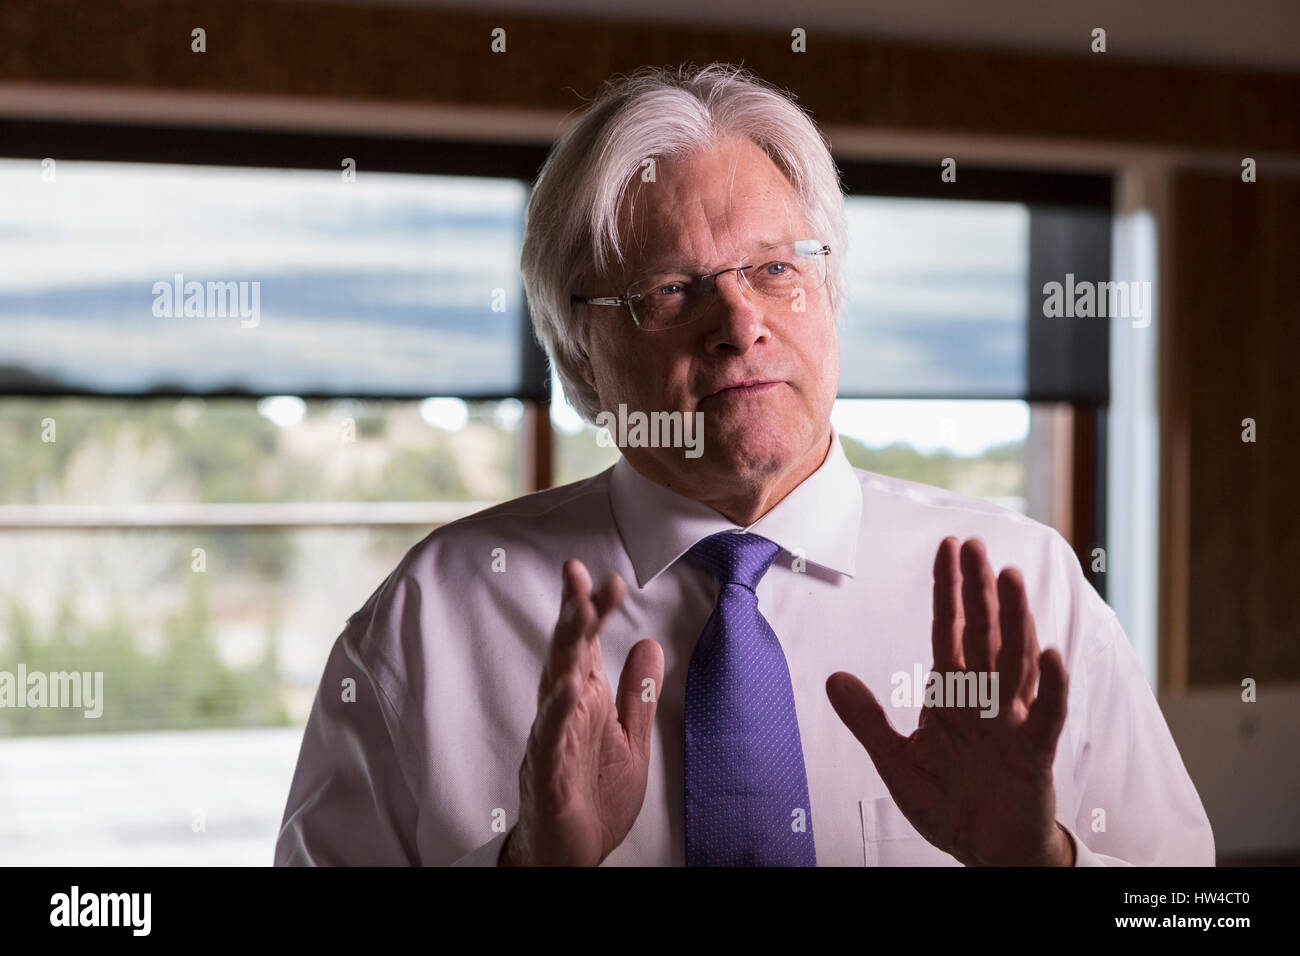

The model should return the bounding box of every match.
[0,122,1111,864]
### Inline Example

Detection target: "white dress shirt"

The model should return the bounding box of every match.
[275,425,1215,866]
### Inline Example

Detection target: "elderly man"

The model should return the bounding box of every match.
[275,63,1214,867]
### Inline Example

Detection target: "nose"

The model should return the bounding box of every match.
[700,267,769,352]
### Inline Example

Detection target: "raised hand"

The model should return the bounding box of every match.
[501,558,664,866]
[826,536,1074,866]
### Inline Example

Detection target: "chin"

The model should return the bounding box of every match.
[703,415,806,476]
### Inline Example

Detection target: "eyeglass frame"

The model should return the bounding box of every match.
[569,240,832,330]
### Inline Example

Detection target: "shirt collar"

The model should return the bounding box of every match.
[609,424,862,588]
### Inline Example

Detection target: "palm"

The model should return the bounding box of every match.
[560,654,647,860]
[827,537,1071,867]
[872,680,1059,866]
[513,560,663,866]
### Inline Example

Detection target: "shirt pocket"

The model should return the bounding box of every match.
[859,796,962,867]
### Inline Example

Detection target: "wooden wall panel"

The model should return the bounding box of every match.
[1170,171,1300,684]
[1,0,1298,153]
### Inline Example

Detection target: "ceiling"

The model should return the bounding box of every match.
[297,0,1300,72]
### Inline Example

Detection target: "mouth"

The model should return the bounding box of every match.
[703,380,784,401]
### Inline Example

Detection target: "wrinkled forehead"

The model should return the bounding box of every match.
[609,139,807,281]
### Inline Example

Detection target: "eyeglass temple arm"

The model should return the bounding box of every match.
[570,294,627,306]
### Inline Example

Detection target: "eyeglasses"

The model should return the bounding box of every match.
[571,238,831,332]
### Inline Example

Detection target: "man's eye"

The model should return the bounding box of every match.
[651,282,685,296]
[759,261,793,277]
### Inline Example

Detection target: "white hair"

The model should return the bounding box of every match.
[520,62,848,424]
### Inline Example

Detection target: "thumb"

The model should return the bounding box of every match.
[826,671,907,771]
[616,638,665,760]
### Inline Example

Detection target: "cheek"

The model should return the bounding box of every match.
[792,310,832,354]
[587,326,630,383]
[794,318,839,402]
[593,338,674,401]
[612,336,692,386]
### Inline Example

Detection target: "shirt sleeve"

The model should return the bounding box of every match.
[1060,820,1131,866]
[274,623,423,866]
[450,832,511,866]
[1058,562,1215,866]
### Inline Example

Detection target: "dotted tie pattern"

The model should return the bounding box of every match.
[683,530,817,866]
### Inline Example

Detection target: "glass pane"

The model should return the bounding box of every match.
[0,392,524,864]
[833,398,1033,518]
[550,368,621,485]
[0,160,530,397]
[839,198,1029,397]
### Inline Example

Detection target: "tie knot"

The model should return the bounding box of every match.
[687,531,782,592]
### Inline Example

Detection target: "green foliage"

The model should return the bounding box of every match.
[358,442,471,501]
[0,395,518,737]
[0,579,289,736]
[839,434,1026,499]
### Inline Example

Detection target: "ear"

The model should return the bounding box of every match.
[577,353,596,390]
[572,328,597,389]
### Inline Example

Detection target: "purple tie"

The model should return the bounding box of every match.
[683,530,817,866]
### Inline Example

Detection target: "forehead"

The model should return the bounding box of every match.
[615,136,806,274]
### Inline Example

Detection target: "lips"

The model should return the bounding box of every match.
[705,379,782,400]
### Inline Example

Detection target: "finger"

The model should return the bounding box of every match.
[584,571,630,690]
[994,567,1032,716]
[1023,648,1069,763]
[590,571,627,636]
[615,638,665,758]
[931,537,964,672]
[826,672,908,772]
[538,559,596,707]
[959,538,1001,675]
[1019,580,1042,710]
